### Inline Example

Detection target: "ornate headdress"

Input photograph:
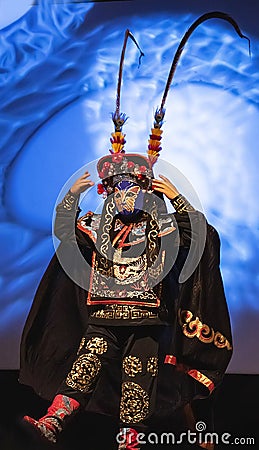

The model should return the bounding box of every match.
[97,13,250,196]
[97,29,151,196]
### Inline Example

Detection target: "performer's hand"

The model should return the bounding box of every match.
[152,174,180,200]
[70,171,95,195]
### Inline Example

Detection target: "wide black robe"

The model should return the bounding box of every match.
[19,200,232,415]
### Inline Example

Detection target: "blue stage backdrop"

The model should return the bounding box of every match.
[0,0,258,373]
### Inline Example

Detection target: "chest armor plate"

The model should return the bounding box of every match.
[87,248,165,308]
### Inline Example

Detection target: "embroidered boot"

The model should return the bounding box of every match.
[23,394,80,443]
[118,427,140,450]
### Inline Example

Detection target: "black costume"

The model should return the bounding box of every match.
[19,14,248,446]
[19,189,232,432]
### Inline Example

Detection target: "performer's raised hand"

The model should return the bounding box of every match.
[70,171,95,195]
[152,174,180,200]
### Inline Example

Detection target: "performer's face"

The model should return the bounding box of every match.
[114,180,144,216]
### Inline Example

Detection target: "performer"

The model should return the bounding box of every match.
[19,14,249,449]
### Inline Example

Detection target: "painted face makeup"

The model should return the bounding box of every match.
[114,180,144,216]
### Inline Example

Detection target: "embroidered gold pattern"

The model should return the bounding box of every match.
[123,356,142,377]
[120,382,149,424]
[90,287,160,303]
[86,337,108,354]
[88,252,162,307]
[214,331,232,349]
[148,250,166,280]
[88,203,168,307]
[61,192,77,210]
[90,305,159,320]
[100,198,116,256]
[148,203,159,263]
[113,248,148,284]
[77,337,86,354]
[66,353,101,393]
[171,194,195,214]
[147,357,158,377]
[94,255,113,277]
[178,309,232,351]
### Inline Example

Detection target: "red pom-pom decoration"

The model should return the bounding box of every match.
[139,165,147,173]
[97,183,105,195]
[127,161,135,169]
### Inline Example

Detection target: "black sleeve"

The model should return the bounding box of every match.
[170,194,206,248]
[170,194,196,215]
[54,190,81,242]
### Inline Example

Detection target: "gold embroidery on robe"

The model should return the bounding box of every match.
[85,337,108,354]
[178,309,232,350]
[147,357,158,377]
[123,356,142,377]
[66,353,101,393]
[120,382,149,423]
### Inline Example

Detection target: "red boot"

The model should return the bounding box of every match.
[118,428,140,450]
[23,394,80,443]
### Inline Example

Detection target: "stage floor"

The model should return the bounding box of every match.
[1,371,258,449]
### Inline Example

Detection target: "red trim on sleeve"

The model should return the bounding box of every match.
[164,354,215,393]
[164,355,177,365]
[187,369,215,393]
